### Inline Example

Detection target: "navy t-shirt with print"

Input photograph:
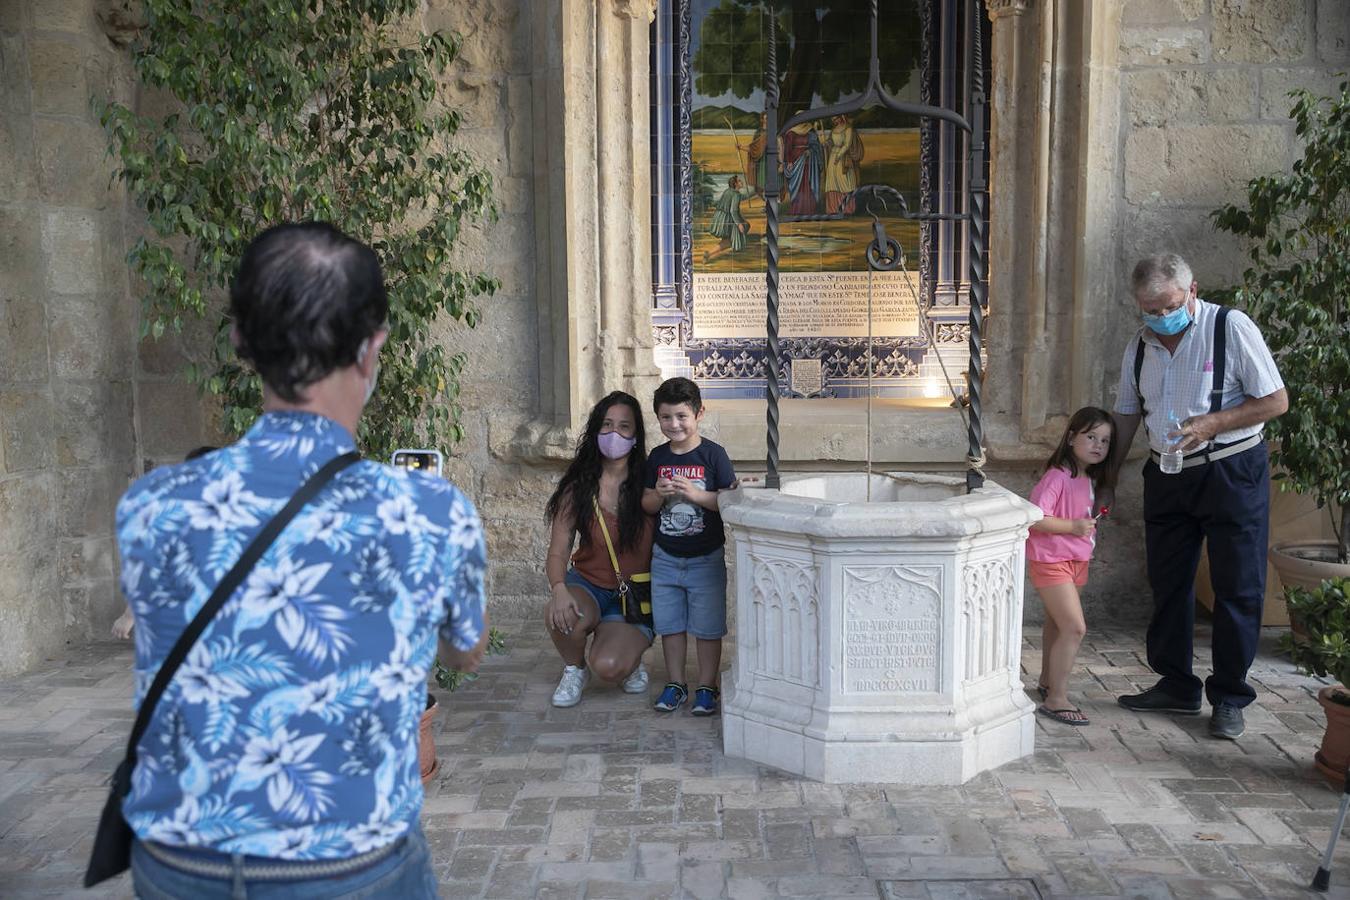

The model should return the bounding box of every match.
[645,438,736,558]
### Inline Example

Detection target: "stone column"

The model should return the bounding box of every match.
[520,0,663,457]
[0,0,141,675]
[1065,2,1122,414]
[984,0,1122,448]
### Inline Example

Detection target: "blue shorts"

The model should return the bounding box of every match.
[564,569,655,642]
[651,545,728,639]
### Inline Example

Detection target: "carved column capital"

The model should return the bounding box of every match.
[986,0,1033,19]
[96,0,145,46]
[614,0,659,22]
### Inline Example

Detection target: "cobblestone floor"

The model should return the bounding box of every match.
[4,623,1350,899]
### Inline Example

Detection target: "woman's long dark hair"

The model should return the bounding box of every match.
[1044,406,1118,491]
[545,391,648,552]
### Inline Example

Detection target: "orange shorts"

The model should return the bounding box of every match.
[1028,559,1090,589]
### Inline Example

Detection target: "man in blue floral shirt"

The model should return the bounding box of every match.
[116,222,487,897]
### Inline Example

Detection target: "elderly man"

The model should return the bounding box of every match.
[113,223,488,896]
[1109,253,1287,740]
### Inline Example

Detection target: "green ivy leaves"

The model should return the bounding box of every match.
[100,0,499,463]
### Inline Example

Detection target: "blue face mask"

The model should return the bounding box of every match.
[1142,302,1192,336]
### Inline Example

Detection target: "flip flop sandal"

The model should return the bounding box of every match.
[1037,705,1089,727]
[1028,683,1048,701]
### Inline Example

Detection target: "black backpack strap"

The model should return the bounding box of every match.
[1133,332,1148,421]
[1210,306,1230,415]
[120,450,361,765]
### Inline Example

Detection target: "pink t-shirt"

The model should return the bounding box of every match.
[1026,466,1096,563]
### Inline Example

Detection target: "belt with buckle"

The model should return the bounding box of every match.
[141,835,405,881]
[1149,433,1262,470]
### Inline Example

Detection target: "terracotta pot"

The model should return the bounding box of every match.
[1271,541,1350,640]
[1314,686,1350,786]
[1270,540,1350,593]
[419,693,440,785]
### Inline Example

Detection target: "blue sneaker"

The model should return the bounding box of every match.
[691,686,720,717]
[654,682,688,712]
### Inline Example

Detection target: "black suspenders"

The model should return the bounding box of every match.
[1133,305,1231,429]
[1209,306,1230,415]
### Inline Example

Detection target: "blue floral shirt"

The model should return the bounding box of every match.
[115,411,486,859]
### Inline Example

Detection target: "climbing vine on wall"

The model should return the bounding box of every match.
[99,0,498,461]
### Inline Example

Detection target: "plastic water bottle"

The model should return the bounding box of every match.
[1160,414,1184,475]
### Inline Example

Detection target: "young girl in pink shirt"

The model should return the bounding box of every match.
[1027,407,1117,726]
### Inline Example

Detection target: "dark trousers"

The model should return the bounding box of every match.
[1142,443,1269,709]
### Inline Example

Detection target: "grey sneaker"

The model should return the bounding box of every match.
[551,665,589,708]
[1210,703,1245,740]
[621,663,649,694]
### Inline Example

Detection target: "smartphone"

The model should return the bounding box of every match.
[391,448,443,477]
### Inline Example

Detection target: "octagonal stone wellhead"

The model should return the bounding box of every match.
[719,472,1043,784]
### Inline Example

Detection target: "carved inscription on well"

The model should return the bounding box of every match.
[842,565,942,694]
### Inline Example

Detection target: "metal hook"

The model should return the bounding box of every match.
[866,193,889,223]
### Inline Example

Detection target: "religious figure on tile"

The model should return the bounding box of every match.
[783,121,823,216]
[821,114,864,215]
[704,175,755,263]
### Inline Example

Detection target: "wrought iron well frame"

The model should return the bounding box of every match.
[761,0,989,493]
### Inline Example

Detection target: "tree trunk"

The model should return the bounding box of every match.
[1340,503,1348,566]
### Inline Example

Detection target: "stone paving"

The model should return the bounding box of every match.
[5,624,1350,899]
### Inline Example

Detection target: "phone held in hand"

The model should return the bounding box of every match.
[391,448,443,477]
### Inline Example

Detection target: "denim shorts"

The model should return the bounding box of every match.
[130,824,437,899]
[565,569,655,642]
[651,544,728,639]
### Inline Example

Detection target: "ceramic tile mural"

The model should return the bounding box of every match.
[652,0,987,400]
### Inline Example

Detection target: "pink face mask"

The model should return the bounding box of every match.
[597,431,636,459]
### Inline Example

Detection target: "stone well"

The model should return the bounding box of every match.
[719,472,1043,784]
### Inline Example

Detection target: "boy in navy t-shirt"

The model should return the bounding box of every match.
[642,377,736,716]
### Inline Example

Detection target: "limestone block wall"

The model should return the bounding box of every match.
[1068,0,1347,626]
[419,0,553,621]
[0,0,141,674]
[4,0,1346,675]
[1116,0,1346,292]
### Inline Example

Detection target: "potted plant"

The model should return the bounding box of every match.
[1211,79,1350,595]
[1282,578,1350,784]
[420,628,506,785]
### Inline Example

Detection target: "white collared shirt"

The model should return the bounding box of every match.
[1114,299,1284,454]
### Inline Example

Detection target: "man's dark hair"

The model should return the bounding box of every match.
[654,376,702,414]
[185,446,218,461]
[230,222,388,402]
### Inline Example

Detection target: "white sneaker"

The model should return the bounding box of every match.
[552,665,589,707]
[621,663,649,694]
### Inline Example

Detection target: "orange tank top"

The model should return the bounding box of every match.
[571,505,655,589]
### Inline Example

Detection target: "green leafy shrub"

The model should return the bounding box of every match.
[99,0,498,461]
[434,628,507,693]
[1281,578,1350,697]
[1212,79,1350,564]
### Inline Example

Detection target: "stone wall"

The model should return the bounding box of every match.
[1117,0,1347,291]
[2,0,1346,673]
[976,0,1345,626]
[0,0,141,674]
[1083,0,1346,625]
[430,0,566,628]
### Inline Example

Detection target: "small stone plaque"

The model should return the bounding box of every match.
[790,358,823,397]
[843,566,942,694]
